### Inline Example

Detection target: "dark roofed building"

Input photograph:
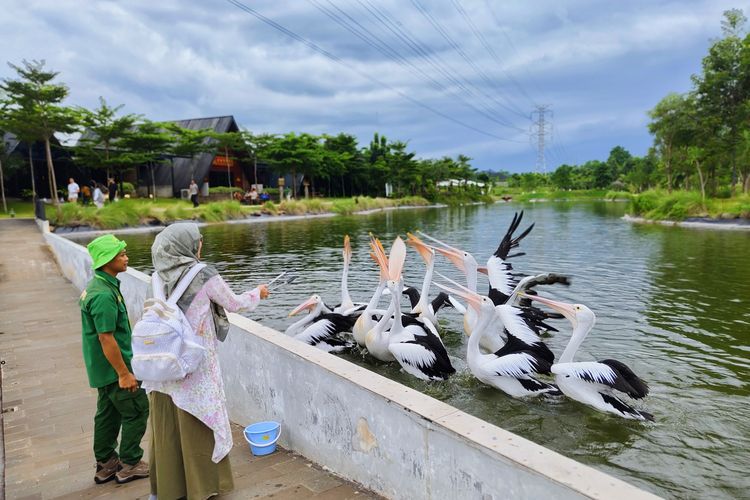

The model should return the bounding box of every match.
[79,115,274,198]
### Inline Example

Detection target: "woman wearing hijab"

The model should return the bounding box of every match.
[146,222,269,499]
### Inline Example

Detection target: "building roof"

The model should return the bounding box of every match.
[78,115,241,190]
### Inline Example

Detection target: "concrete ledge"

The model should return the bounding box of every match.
[42,230,660,500]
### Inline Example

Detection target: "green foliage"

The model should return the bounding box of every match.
[208,186,243,194]
[120,182,135,194]
[199,200,245,222]
[262,201,278,215]
[629,190,713,220]
[604,190,632,201]
[0,60,79,209]
[163,204,193,221]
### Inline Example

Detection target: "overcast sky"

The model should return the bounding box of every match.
[1,0,742,172]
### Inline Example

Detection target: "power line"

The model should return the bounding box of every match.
[353,0,527,132]
[410,0,529,120]
[224,0,524,143]
[449,0,536,109]
[306,0,523,132]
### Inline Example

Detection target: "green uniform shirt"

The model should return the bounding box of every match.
[80,270,133,388]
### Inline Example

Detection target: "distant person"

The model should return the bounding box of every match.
[68,178,80,203]
[108,178,117,203]
[249,186,258,205]
[81,184,91,205]
[93,184,105,209]
[80,235,149,485]
[188,179,199,208]
[147,223,269,499]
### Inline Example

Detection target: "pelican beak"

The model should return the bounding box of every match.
[343,235,352,262]
[521,293,576,323]
[477,266,488,275]
[406,232,434,264]
[434,246,466,273]
[288,295,318,317]
[435,282,481,312]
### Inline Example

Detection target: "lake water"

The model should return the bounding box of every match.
[101,202,750,498]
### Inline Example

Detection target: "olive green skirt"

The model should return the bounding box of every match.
[149,391,233,500]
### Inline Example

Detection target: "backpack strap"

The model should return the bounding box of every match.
[166,263,207,305]
[151,271,167,301]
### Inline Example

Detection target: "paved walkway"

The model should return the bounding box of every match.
[0,219,380,500]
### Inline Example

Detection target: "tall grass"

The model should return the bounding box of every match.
[199,201,246,222]
[628,190,750,220]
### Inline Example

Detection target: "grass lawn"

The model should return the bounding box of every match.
[0,199,37,219]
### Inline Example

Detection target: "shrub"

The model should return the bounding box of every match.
[629,190,662,215]
[200,200,246,222]
[262,201,278,215]
[715,186,732,199]
[209,186,243,194]
[121,182,135,194]
[279,200,306,215]
[164,204,192,221]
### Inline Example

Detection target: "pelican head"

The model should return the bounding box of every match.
[522,293,595,330]
[288,294,322,317]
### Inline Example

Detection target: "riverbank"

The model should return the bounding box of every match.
[55,201,447,238]
[19,196,435,232]
[623,214,750,231]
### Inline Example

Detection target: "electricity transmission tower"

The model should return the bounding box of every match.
[530,105,553,174]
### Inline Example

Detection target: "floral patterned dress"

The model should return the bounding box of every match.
[143,274,260,463]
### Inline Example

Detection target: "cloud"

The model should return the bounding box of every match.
[0,0,739,171]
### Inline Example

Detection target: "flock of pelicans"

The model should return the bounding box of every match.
[284,212,653,422]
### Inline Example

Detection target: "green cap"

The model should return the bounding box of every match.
[87,234,127,269]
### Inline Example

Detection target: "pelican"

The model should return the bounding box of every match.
[386,277,455,381]
[404,232,455,326]
[435,282,558,397]
[333,235,367,315]
[364,235,406,362]
[419,230,503,351]
[352,235,391,348]
[524,293,653,421]
[287,294,356,353]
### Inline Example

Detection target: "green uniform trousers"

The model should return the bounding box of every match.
[94,382,149,465]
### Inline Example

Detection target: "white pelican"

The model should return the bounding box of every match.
[333,235,367,315]
[286,295,356,353]
[435,282,558,397]
[404,232,456,326]
[386,277,455,381]
[419,231,503,352]
[364,235,405,362]
[352,234,395,348]
[524,293,653,421]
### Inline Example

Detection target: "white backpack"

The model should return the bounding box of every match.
[131,263,207,382]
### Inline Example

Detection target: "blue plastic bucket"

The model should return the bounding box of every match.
[243,421,281,456]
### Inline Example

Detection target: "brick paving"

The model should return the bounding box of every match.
[0,219,381,500]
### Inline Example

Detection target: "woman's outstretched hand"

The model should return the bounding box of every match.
[258,284,269,299]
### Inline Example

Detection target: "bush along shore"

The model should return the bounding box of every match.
[47,196,436,231]
[627,190,750,221]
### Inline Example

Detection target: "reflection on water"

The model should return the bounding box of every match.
[97,202,750,498]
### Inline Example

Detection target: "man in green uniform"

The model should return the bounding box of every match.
[80,234,149,484]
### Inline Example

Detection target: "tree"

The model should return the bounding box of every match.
[550,164,574,190]
[649,93,692,192]
[0,60,79,215]
[117,121,173,199]
[205,130,243,198]
[75,97,139,180]
[165,124,215,196]
[692,9,749,191]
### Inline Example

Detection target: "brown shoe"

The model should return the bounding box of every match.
[115,460,149,484]
[94,455,121,484]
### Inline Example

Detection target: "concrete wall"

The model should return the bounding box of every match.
[42,228,660,500]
